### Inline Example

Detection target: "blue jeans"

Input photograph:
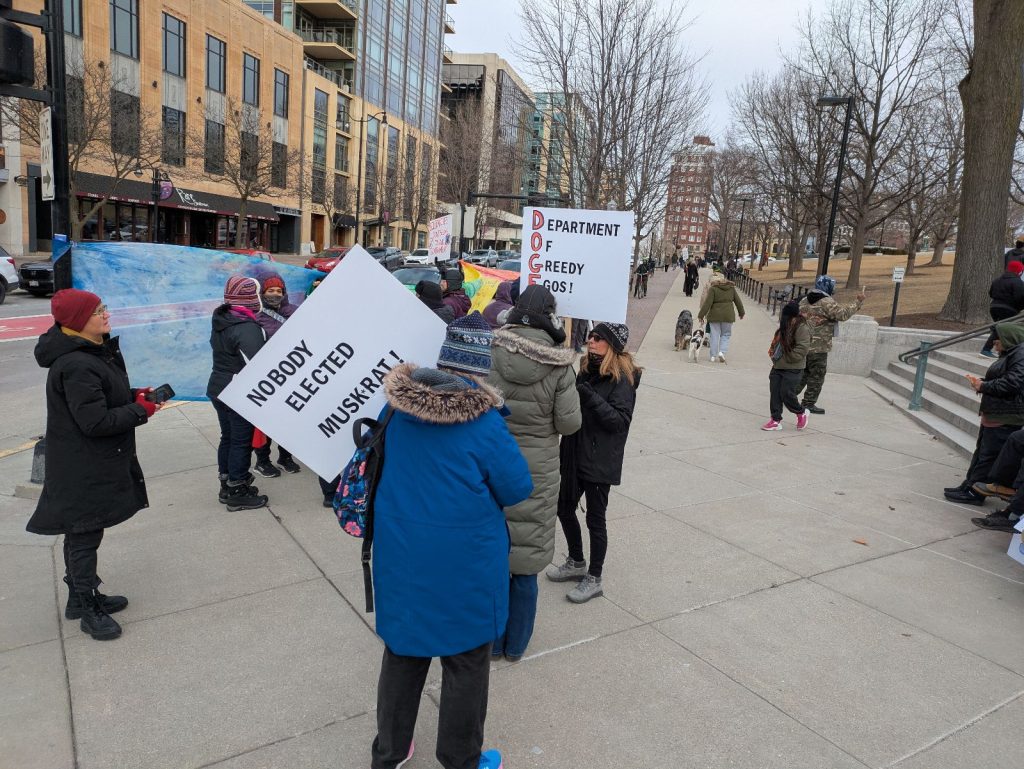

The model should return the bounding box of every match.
[493,574,538,658]
[213,398,255,483]
[708,322,733,357]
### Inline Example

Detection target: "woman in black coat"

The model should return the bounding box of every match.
[683,259,699,297]
[28,289,160,641]
[547,322,641,604]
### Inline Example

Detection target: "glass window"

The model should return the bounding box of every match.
[273,69,289,118]
[241,132,259,181]
[162,13,186,76]
[333,174,347,207]
[66,75,84,145]
[243,54,260,106]
[63,0,82,37]
[272,142,287,187]
[334,135,349,172]
[204,120,225,174]
[364,117,379,210]
[313,89,328,124]
[312,169,326,205]
[206,35,226,93]
[161,107,186,166]
[336,98,350,131]
[312,126,327,169]
[109,0,138,58]
[110,91,140,156]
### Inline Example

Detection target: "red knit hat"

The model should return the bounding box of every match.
[51,288,102,332]
[1009,261,1024,275]
[262,275,286,292]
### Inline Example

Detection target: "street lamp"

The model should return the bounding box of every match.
[816,94,854,276]
[735,197,750,261]
[353,110,387,247]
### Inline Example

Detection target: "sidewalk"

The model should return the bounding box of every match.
[4,271,1024,769]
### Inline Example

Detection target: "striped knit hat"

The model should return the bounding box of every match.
[224,275,262,313]
[437,312,493,378]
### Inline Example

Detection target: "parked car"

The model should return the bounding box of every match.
[0,247,19,304]
[496,249,520,260]
[305,246,352,273]
[19,258,54,297]
[391,265,442,292]
[366,246,404,270]
[467,248,498,267]
[227,248,276,261]
[405,247,432,265]
[497,259,521,273]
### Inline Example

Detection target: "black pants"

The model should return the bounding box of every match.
[985,426,1024,511]
[371,641,491,769]
[255,438,292,464]
[213,398,255,483]
[799,352,829,407]
[965,424,1019,485]
[982,306,1018,351]
[769,369,804,422]
[63,529,104,592]
[557,478,610,578]
[318,474,340,499]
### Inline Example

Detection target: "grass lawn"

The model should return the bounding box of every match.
[748,252,970,330]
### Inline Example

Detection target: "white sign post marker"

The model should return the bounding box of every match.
[39,107,54,202]
[428,214,453,261]
[217,246,448,480]
[521,207,634,323]
[889,265,905,326]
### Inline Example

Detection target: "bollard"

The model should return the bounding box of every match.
[14,437,45,500]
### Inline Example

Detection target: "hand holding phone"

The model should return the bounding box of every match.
[144,383,176,404]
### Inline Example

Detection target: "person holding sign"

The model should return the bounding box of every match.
[370,314,532,769]
[488,285,582,660]
[548,323,640,603]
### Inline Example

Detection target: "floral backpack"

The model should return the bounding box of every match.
[333,407,393,612]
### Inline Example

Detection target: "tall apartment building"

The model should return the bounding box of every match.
[664,135,714,257]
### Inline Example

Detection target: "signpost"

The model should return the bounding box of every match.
[38,106,53,201]
[890,265,905,326]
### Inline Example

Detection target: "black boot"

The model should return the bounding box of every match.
[225,483,268,512]
[943,481,970,495]
[64,577,127,619]
[76,590,123,640]
[219,474,258,504]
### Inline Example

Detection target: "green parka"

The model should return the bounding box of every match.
[699,277,745,323]
[488,326,582,574]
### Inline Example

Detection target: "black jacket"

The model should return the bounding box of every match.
[1005,247,1024,269]
[207,305,267,399]
[979,340,1024,424]
[561,365,641,486]
[989,271,1024,314]
[27,327,149,535]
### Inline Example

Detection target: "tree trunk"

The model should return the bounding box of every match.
[845,218,869,288]
[905,247,917,277]
[940,0,1024,322]
[928,235,947,266]
[236,207,247,249]
[786,222,804,278]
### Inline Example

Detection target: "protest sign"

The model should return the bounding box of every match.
[1008,519,1024,567]
[521,207,634,323]
[217,246,448,480]
[428,214,453,260]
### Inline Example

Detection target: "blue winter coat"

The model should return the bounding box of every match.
[372,363,533,657]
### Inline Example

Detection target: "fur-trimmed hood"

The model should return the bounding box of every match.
[491,326,577,386]
[384,362,504,424]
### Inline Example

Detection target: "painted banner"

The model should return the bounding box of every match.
[69,242,322,400]
[461,262,518,314]
[428,214,453,260]
[521,207,634,323]
[217,246,448,480]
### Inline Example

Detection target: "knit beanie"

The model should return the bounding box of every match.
[592,322,629,353]
[437,312,493,378]
[416,279,445,309]
[814,275,837,296]
[1009,261,1024,276]
[506,284,566,345]
[444,268,463,291]
[262,275,286,292]
[224,275,262,313]
[51,288,102,332]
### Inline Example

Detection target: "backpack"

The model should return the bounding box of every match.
[332,407,394,612]
[768,330,785,361]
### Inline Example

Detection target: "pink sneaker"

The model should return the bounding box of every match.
[761,419,782,431]
[796,410,809,430]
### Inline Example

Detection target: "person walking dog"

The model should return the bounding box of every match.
[797,275,866,413]
[28,289,161,641]
[548,322,641,603]
[698,269,745,363]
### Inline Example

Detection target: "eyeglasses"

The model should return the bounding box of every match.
[92,304,108,316]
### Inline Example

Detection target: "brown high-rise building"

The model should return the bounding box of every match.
[664,135,714,257]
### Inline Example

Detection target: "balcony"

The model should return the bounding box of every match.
[304,56,353,93]
[443,46,454,63]
[444,13,455,33]
[299,27,356,61]
[295,0,358,20]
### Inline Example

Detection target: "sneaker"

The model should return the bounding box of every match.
[971,511,1021,532]
[225,484,268,512]
[567,574,603,603]
[972,482,1016,500]
[545,554,587,582]
[804,404,825,414]
[943,487,986,506]
[796,410,809,430]
[254,460,281,478]
[396,741,415,769]
[478,749,503,769]
[718,353,727,364]
[278,456,302,474]
[980,349,998,358]
[761,419,782,431]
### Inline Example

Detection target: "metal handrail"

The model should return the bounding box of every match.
[898,311,1024,363]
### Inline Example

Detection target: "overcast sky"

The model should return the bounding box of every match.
[447,0,832,140]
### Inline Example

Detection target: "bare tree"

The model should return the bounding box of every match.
[438,98,486,207]
[708,136,756,259]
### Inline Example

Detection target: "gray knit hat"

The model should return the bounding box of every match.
[437,312,493,378]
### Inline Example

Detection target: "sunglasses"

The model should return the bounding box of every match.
[588,333,604,342]
[92,304,109,316]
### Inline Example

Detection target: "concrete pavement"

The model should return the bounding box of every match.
[3,269,1024,769]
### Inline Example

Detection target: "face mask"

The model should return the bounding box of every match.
[263,293,284,308]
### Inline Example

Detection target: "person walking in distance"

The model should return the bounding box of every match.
[207,275,269,511]
[762,300,811,431]
[548,323,641,603]
[980,261,1024,358]
[698,268,745,363]
[253,274,302,477]
[28,289,162,640]
[797,275,866,413]
[488,286,581,660]
[369,314,532,769]
[683,258,699,297]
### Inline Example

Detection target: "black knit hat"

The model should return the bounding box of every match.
[591,322,629,353]
[506,284,566,345]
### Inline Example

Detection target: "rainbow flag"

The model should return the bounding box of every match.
[460,261,519,314]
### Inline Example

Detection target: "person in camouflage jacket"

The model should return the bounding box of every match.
[796,275,866,413]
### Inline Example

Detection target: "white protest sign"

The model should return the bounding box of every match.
[218,246,447,480]
[428,214,453,260]
[521,207,634,323]
[1008,519,1024,567]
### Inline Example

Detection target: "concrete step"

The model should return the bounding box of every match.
[869,368,980,438]
[922,354,992,390]
[885,360,978,412]
[930,348,992,377]
[864,378,976,458]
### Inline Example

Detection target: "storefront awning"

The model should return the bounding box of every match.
[332,213,357,228]
[74,172,280,222]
